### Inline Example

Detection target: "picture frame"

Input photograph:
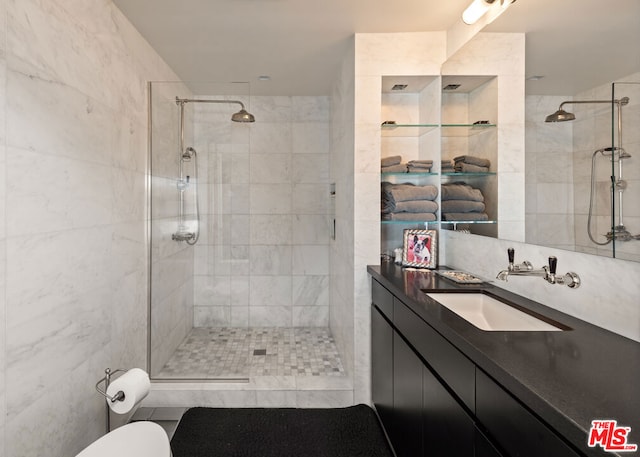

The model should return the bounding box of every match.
[402,229,437,269]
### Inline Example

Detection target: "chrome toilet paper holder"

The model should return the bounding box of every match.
[95,368,126,433]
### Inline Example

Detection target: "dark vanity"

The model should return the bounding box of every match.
[368,262,640,457]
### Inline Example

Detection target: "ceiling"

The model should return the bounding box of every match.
[113,0,640,96]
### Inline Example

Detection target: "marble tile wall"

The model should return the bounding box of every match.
[1,0,181,456]
[525,94,576,250]
[191,96,331,328]
[0,1,7,454]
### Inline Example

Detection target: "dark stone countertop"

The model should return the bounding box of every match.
[368,262,640,457]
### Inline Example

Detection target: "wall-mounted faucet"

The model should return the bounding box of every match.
[496,248,580,289]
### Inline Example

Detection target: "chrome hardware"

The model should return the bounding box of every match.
[497,249,580,289]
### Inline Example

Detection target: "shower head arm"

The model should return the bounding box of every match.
[557,97,630,111]
[175,97,247,110]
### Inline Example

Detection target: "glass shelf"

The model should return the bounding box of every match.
[381,123,495,137]
[381,220,439,225]
[441,172,496,178]
[381,123,438,137]
[381,172,438,178]
[441,220,497,226]
[441,124,496,137]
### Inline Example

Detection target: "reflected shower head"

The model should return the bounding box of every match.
[231,108,255,123]
[545,108,575,122]
[545,97,630,122]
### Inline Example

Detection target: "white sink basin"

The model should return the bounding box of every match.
[426,293,563,331]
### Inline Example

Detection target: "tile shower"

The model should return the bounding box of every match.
[149,82,337,380]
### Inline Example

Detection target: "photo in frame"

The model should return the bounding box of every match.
[402,229,437,269]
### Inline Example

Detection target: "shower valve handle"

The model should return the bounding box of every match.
[507,248,515,264]
[548,256,557,275]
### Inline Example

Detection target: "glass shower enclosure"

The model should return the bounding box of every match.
[148,81,254,380]
[147,81,339,381]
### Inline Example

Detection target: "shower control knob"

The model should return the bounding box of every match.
[507,248,515,264]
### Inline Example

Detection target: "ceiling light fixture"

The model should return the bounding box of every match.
[462,0,515,25]
[462,0,495,25]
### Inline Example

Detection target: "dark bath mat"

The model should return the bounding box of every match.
[170,404,393,457]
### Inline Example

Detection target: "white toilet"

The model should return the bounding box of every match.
[75,421,171,457]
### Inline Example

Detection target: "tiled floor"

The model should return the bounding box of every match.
[156,327,345,379]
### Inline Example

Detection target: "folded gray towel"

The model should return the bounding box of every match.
[381,164,408,173]
[407,160,434,165]
[381,155,402,167]
[407,163,432,173]
[441,183,484,202]
[441,200,485,213]
[454,162,490,173]
[382,183,439,202]
[382,212,438,222]
[407,167,432,173]
[384,200,438,214]
[453,155,491,168]
[443,212,489,221]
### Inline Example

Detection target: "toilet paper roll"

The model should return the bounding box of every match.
[105,368,150,415]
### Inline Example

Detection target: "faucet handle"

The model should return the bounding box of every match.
[548,256,557,275]
[507,248,515,264]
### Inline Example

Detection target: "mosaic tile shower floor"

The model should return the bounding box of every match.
[157,327,345,379]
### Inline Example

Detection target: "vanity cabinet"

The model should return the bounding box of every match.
[371,278,583,457]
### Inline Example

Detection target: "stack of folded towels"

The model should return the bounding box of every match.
[381,155,407,173]
[407,160,433,173]
[441,159,455,173]
[381,156,434,173]
[453,155,491,173]
[381,182,439,221]
[441,182,488,221]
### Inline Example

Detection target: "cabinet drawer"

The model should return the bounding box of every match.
[394,297,475,412]
[476,369,581,457]
[372,279,394,319]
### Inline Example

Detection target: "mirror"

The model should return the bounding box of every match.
[484,0,640,262]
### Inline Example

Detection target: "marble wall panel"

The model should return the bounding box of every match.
[188,96,331,330]
[1,1,184,455]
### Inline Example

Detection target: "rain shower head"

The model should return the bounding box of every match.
[544,97,630,122]
[176,97,256,123]
[231,108,255,123]
[545,108,575,122]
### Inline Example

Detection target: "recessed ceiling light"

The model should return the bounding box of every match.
[443,84,462,91]
[391,84,408,91]
[258,75,271,81]
[526,75,545,81]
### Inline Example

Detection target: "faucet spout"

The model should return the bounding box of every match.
[496,270,510,281]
